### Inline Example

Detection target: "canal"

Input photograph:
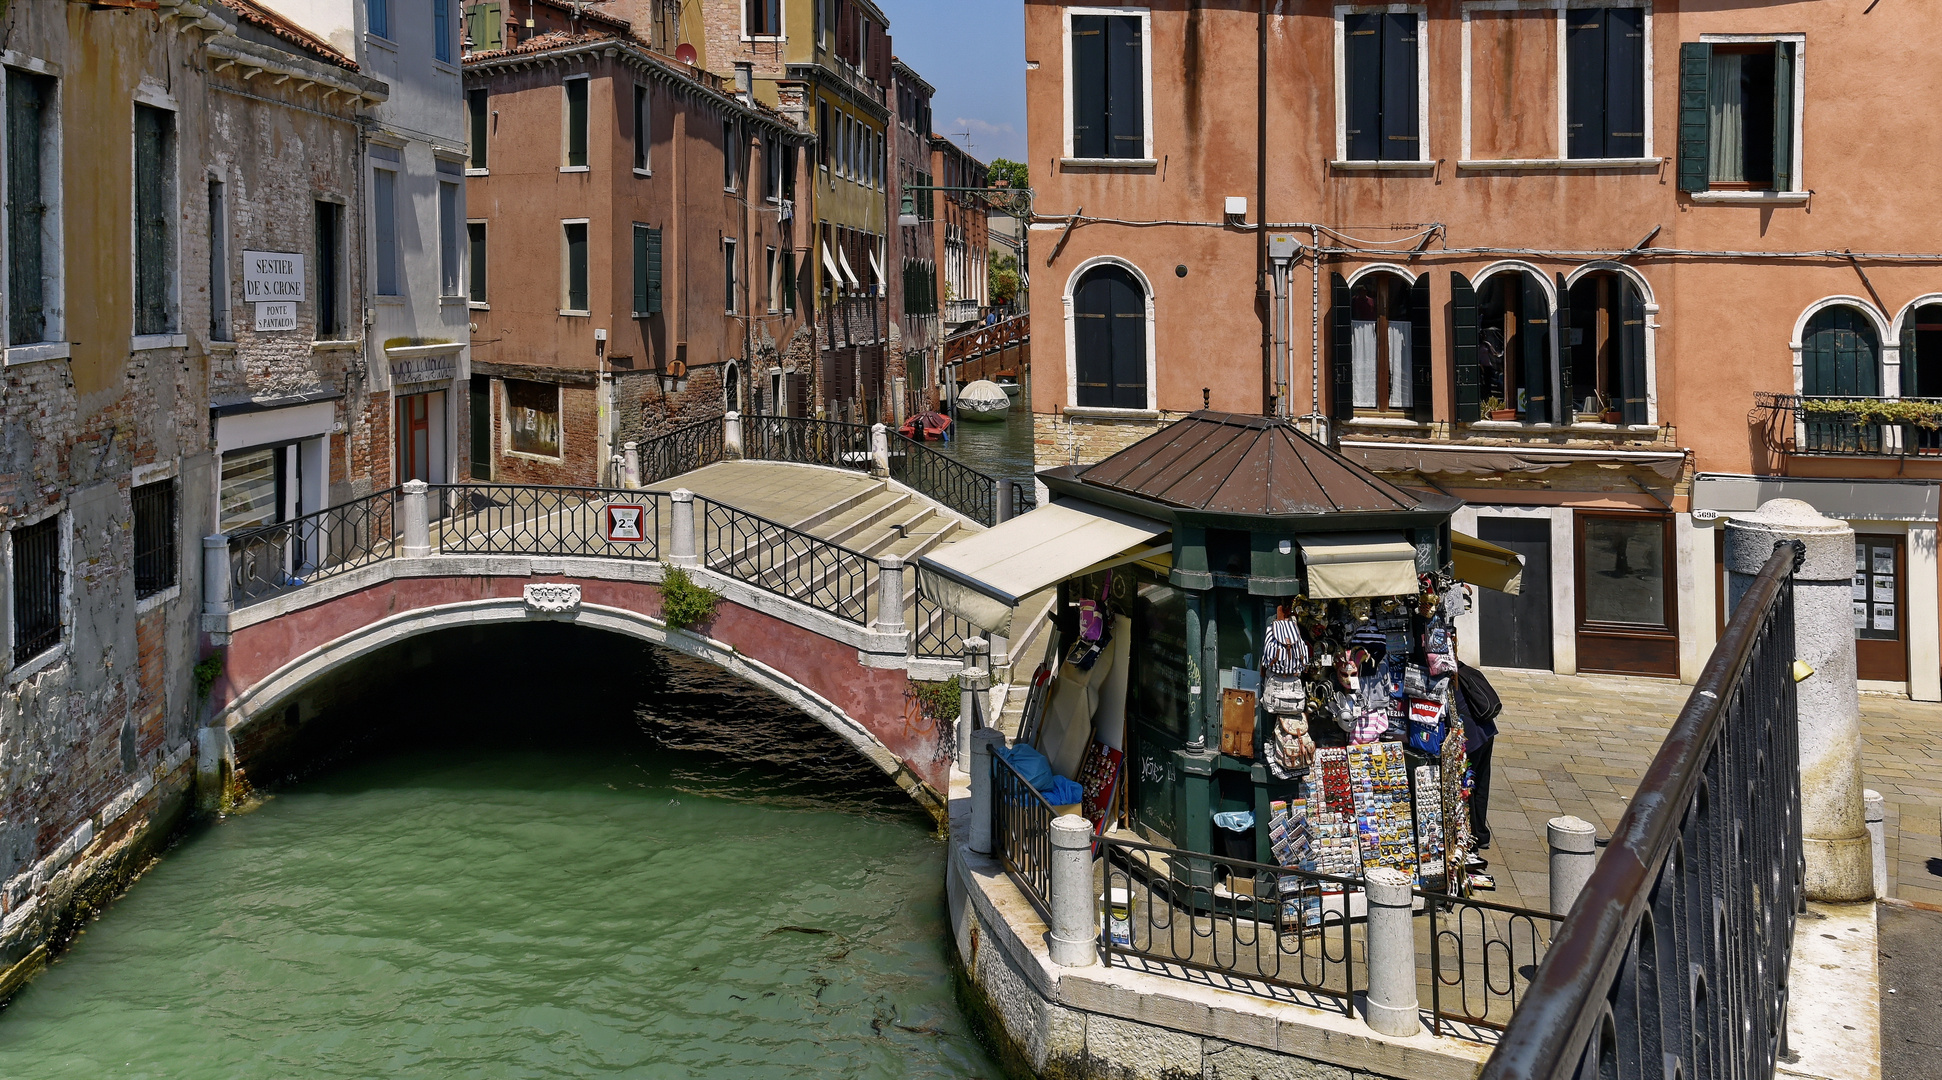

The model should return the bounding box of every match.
[0,627,1004,1079]
[938,373,1037,489]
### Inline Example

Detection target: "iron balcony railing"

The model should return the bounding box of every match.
[991,748,1058,918]
[431,485,664,561]
[696,496,871,625]
[1481,542,1803,1080]
[228,487,401,607]
[1756,391,1942,456]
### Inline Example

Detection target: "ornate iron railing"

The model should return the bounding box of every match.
[1424,889,1564,1035]
[911,578,980,660]
[1481,542,1803,1080]
[634,417,725,486]
[431,485,663,561]
[696,496,870,624]
[741,414,874,472]
[229,487,401,607]
[889,433,997,526]
[1755,391,1942,456]
[991,748,1057,919]
[1010,478,1039,515]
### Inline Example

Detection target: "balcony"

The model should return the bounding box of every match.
[1756,392,1942,457]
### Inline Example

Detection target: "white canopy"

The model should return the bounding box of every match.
[1299,532,1421,600]
[917,500,1169,635]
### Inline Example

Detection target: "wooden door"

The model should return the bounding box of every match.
[1576,511,1679,678]
[1855,535,1908,683]
[1478,518,1553,670]
[396,393,431,483]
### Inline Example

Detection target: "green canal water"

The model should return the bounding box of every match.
[0,629,1004,1080]
[939,374,1037,488]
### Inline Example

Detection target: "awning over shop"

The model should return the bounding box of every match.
[917,500,1169,635]
[1452,531,1525,595]
[1299,533,1419,599]
[1342,442,1686,480]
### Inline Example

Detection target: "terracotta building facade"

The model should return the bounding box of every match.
[1025,0,1942,696]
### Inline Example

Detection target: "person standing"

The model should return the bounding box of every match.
[1454,662,1503,850]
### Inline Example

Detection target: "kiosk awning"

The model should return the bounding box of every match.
[1299,533,1420,599]
[916,500,1169,635]
[1452,531,1525,595]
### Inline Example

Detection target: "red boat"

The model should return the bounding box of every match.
[900,411,953,441]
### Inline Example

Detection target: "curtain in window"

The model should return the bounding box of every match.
[1707,52,1745,183]
[1351,319,1377,409]
[1388,322,1413,410]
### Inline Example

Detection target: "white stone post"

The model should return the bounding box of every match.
[970,727,1007,856]
[958,636,989,769]
[202,534,232,616]
[622,442,642,489]
[875,555,906,636]
[997,478,1015,523]
[1361,866,1421,1037]
[1548,815,1599,916]
[870,422,890,476]
[1726,499,1873,901]
[1047,814,1098,967]
[724,411,744,459]
[669,489,698,569]
[1866,789,1888,900]
[401,480,431,558]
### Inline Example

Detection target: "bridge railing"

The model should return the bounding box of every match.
[431,485,665,561]
[229,487,402,607]
[888,436,997,526]
[741,414,875,472]
[911,579,980,660]
[635,418,726,488]
[1479,543,1802,1080]
[696,496,871,625]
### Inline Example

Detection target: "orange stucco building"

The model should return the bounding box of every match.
[1025,0,1942,696]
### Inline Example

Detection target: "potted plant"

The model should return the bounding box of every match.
[1597,392,1623,425]
[1482,396,1516,422]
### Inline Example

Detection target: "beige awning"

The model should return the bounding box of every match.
[1300,533,1420,600]
[917,500,1169,635]
[1452,531,1525,595]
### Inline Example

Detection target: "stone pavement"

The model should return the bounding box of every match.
[1478,668,1942,911]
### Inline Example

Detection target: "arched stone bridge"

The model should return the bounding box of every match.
[198,459,992,815]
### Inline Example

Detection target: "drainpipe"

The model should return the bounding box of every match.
[1310,224,1322,431]
[1256,0,1271,414]
[670,96,686,403]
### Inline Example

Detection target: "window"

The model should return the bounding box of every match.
[1068,12,1146,160]
[208,181,229,341]
[219,447,282,533]
[1331,271,1430,420]
[724,238,738,313]
[1902,304,1942,399]
[9,69,57,347]
[1802,306,1879,397]
[372,167,398,295]
[1565,7,1646,159]
[1677,40,1797,193]
[368,0,389,40]
[1072,264,1146,408]
[133,478,176,599]
[1576,511,1677,678]
[724,120,738,190]
[434,0,453,63]
[11,514,59,664]
[315,200,344,337]
[467,221,487,304]
[504,379,561,458]
[817,100,830,170]
[562,221,588,312]
[465,1,504,52]
[439,181,461,297]
[134,104,175,337]
[763,135,778,199]
[766,246,779,312]
[1450,269,1555,423]
[564,78,588,168]
[1564,271,1647,425]
[467,88,488,169]
[1341,12,1419,162]
[469,376,492,480]
[746,0,781,37]
[632,223,662,316]
[781,249,795,313]
[633,84,650,172]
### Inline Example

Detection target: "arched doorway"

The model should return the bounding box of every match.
[1072,264,1148,409]
[1564,270,1648,424]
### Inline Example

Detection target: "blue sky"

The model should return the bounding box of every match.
[877,0,1028,164]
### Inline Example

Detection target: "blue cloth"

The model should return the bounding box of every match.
[1043,775,1085,806]
[1003,744,1055,791]
[1213,811,1256,832]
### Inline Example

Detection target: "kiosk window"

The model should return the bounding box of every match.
[1127,581,1190,740]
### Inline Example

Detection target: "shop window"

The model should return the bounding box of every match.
[1072,264,1147,409]
[1855,536,1908,683]
[1564,271,1647,424]
[133,478,177,599]
[562,220,588,313]
[1565,7,1645,160]
[134,104,176,336]
[1901,304,1942,399]
[1340,11,1420,163]
[467,221,486,304]
[1067,11,1147,161]
[1127,580,1191,741]
[1576,511,1678,678]
[372,166,399,296]
[564,77,588,168]
[467,88,488,169]
[1801,305,1879,397]
[1678,40,1796,193]
[1331,271,1431,421]
[219,447,282,533]
[10,514,59,664]
[504,379,561,458]
[1454,270,1554,423]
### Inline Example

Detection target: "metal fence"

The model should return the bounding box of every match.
[431,485,663,561]
[1756,392,1942,456]
[635,418,725,486]
[1010,478,1039,515]
[741,414,875,472]
[229,487,401,607]
[889,434,997,526]
[1424,889,1564,1035]
[1480,542,1803,1080]
[911,579,980,660]
[697,497,870,624]
[991,749,1057,918]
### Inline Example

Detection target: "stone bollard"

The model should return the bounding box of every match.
[1361,866,1420,1037]
[996,479,1014,524]
[1047,814,1098,967]
[958,636,990,769]
[669,489,699,568]
[401,480,431,557]
[1548,816,1599,916]
[875,555,907,637]
[970,728,1007,856]
[1726,499,1873,901]
[622,442,642,489]
[202,534,232,616]
[1866,790,1888,900]
[724,411,744,459]
[870,422,890,476]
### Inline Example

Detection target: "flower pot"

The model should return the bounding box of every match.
[1488,409,1517,421]
[1600,410,1623,424]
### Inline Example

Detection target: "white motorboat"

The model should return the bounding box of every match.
[957,380,1012,422]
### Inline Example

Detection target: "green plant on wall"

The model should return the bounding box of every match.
[661,568,721,630]
[1801,396,1942,429]
[912,676,961,724]
[193,652,225,700]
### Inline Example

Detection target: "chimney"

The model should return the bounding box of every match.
[733,61,753,103]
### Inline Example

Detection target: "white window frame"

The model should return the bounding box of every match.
[742,0,786,42]
[1331,5,1434,169]
[1060,6,1155,167]
[560,217,591,316]
[561,73,591,173]
[1,55,65,364]
[4,501,70,684]
[501,379,566,462]
[1688,33,1807,203]
[130,88,184,350]
[1458,0,1656,170]
[1060,255,1159,414]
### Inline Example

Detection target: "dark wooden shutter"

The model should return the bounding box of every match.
[1564,10,1606,159]
[1621,277,1648,425]
[1772,41,1795,192]
[1074,269,1112,407]
[1451,273,1480,423]
[1343,13,1381,161]
[1380,14,1419,161]
[1604,6,1646,159]
[1676,43,1712,191]
[1106,16,1145,159]
[782,250,796,312]
[645,226,663,314]
[1555,273,1576,414]
[632,225,649,314]
[1409,274,1433,422]
[7,71,46,346]
[1110,271,1146,408]
[1520,273,1551,424]
[1330,273,1354,422]
[134,105,172,337]
[566,224,588,311]
[1071,15,1108,158]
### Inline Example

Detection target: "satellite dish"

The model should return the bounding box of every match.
[675,43,697,65]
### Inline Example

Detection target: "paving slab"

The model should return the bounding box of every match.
[1879,901,1942,1080]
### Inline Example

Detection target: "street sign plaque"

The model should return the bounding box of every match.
[604,504,648,543]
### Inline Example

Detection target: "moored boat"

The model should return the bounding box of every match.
[957,380,1012,422]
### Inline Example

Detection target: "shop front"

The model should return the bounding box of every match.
[388,344,462,484]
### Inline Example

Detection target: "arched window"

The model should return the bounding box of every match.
[1330,270,1429,421]
[1565,270,1648,424]
[1454,269,1553,423]
[723,361,740,412]
[1073,264,1147,409]
[1902,303,1942,399]
[1802,306,1879,397]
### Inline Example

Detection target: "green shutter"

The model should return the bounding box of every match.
[1330,273,1353,422]
[1555,273,1574,414]
[1677,42,1712,192]
[1520,273,1551,424]
[781,250,796,312]
[566,79,588,167]
[1620,278,1648,425]
[134,105,173,337]
[1451,272,1480,422]
[1772,41,1795,193]
[646,226,663,314]
[8,70,47,346]
[1409,273,1433,422]
[632,224,649,314]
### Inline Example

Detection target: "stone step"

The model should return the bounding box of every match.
[814,490,912,547]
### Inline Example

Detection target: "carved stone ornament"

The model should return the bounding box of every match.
[523,584,582,614]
